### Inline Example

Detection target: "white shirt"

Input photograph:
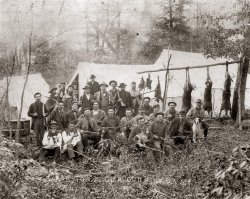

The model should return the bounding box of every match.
[86,94,90,100]
[42,131,62,149]
[62,130,81,147]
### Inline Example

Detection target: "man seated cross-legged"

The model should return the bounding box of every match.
[62,121,83,163]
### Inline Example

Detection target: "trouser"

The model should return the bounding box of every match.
[39,147,60,162]
[150,139,172,162]
[66,142,84,159]
[81,132,101,149]
[174,137,186,145]
[33,119,46,148]
[201,122,209,137]
[117,107,126,119]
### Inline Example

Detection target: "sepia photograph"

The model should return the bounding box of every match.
[0,0,250,198]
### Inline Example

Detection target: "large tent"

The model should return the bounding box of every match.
[0,73,49,120]
[68,50,250,114]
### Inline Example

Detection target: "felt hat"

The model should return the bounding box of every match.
[154,112,164,118]
[82,85,90,90]
[179,110,186,116]
[109,80,117,86]
[90,74,96,79]
[143,97,150,101]
[118,83,127,88]
[196,99,202,103]
[139,105,146,110]
[131,81,136,85]
[168,101,177,106]
[100,82,108,87]
[153,104,160,108]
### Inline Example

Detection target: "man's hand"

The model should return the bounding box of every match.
[43,113,47,117]
[80,114,84,118]
[34,112,38,116]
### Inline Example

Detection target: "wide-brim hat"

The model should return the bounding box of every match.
[118,83,127,88]
[154,112,164,118]
[100,82,108,87]
[168,101,177,106]
[82,85,90,90]
[143,97,151,101]
[131,81,136,85]
[196,99,202,103]
[90,74,96,79]
[48,87,57,93]
[109,80,117,86]
[179,110,186,116]
[153,104,160,108]
[50,120,58,126]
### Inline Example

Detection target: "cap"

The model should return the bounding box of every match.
[90,74,96,79]
[143,97,150,101]
[179,110,186,116]
[168,101,177,106]
[154,112,164,117]
[153,104,160,108]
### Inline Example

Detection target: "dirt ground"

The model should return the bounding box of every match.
[1,120,250,199]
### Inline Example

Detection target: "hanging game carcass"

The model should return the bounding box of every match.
[182,69,195,112]
[203,68,213,115]
[220,64,232,116]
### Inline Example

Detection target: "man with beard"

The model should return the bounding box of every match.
[94,82,110,113]
[109,80,119,109]
[116,83,132,119]
[129,82,141,116]
[141,97,154,116]
[164,101,178,122]
[87,74,100,96]
[28,92,49,148]
[39,121,62,164]
[46,87,58,113]
[49,101,67,131]
[79,85,95,113]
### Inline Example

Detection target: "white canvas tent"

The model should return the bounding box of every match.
[68,50,250,114]
[0,73,49,120]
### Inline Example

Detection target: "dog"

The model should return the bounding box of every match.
[192,118,204,143]
[134,129,149,147]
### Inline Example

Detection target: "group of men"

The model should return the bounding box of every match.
[28,74,209,164]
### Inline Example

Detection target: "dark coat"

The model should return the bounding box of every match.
[118,90,132,108]
[28,102,49,130]
[168,118,192,138]
[65,110,81,127]
[49,110,67,130]
[79,94,95,112]
[45,96,58,113]
[87,81,100,95]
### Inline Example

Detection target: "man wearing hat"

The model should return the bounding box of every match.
[149,103,161,123]
[46,87,58,113]
[141,97,154,116]
[169,110,193,145]
[109,80,119,108]
[28,92,49,148]
[79,85,95,113]
[65,101,81,126]
[91,101,107,125]
[39,120,62,164]
[130,82,141,116]
[116,83,132,119]
[164,101,178,122]
[186,99,209,138]
[148,112,171,161]
[62,85,73,113]
[49,101,67,131]
[87,74,100,96]
[94,82,110,113]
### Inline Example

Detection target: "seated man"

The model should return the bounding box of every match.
[101,107,121,140]
[169,110,193,145]
[164,101,178,122]
[134,106,149,124]
[39,121,62,164]
[65,101,81,126]
[149,103,161,124]
[186,99,209,137]
[141,97,154,116]
[76,108,100,149]
[120,108,137,138]
[91,101,107,125]
[128,116,149,145]
[62,121,83,163]
[148,112,171,161]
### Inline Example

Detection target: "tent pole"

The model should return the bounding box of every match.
[163,54,172,111]
[238,63,243,131]
[137,60,242,74]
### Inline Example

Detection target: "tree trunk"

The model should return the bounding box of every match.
[231,57,249,121]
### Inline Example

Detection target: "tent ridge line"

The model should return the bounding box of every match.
[137,60,242,74]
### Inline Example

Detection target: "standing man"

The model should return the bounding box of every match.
[28,92,49,148]
[87,74,100,96]
[141,97,154,116]
[46,87,58,113]
[94,82,109,113]
[165,101,178,122]
[169,110,193,145]
[130,82,141,116]
[109,80,119,108]
[79,85,95,113]
[186,99,209,138]
[65,101,81,126]
[49,101,67,131]
[116,83,132,119]
[91,101,107,125]
[120,108,137,138]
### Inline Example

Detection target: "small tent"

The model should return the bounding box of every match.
[68,50,250,114]
[0,73,49,120]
